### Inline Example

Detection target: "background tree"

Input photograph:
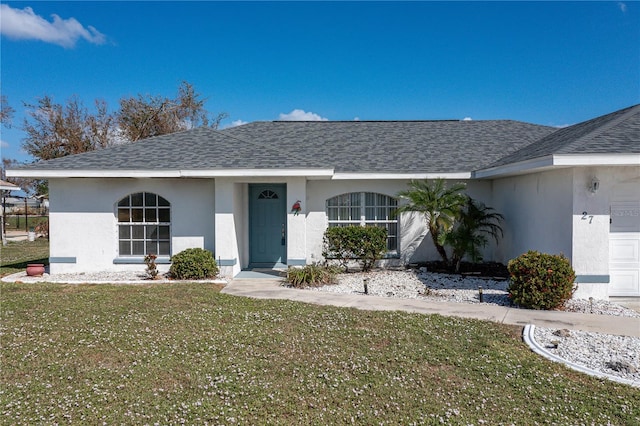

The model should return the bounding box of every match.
[396,179,467,265]
[117,81,227,142]
[1,95,15,127]
[445,197,504,272]
[22,95,114,161]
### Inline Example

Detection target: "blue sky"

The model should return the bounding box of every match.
[1,1,638,163]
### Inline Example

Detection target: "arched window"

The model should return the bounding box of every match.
[326,192,398,253]
[117,192,171,256]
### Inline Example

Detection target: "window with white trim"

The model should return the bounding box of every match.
[117,192,171,256]
[326,192,399,253]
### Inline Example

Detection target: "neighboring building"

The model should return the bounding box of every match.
[2,196,43,214]
[8,104,640,299]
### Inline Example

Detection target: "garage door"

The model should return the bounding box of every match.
[609,201,640,296]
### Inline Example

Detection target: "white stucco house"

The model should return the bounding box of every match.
[7,104,640,299]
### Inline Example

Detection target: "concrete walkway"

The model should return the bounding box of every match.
[222,278,640,338]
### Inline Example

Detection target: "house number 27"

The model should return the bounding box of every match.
[582,212,594,224]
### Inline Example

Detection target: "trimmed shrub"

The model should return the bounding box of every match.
[169,248,218,280]
[507,251,576,310]
[322,226,387,272]
[286,263,340,288]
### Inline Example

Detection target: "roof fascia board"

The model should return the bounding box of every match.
[6,170,183,178]
[553,153,640,166]
[180,169,335,177]
[473,156,555,179]
[475,153,640,179]
[332,172,471,180]
[7,168,335,179]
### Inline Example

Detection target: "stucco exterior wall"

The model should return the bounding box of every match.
[491,169,574,264]
[49,178,215,273]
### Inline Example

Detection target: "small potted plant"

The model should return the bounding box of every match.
[26,263,45,277]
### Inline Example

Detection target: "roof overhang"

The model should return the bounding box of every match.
[331,172,471,180]
[6,168,336,179]
[474,153,640,179]
[0,179,21,191]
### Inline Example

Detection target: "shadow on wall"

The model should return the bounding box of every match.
[399,213,439,264]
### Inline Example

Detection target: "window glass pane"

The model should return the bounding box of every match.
[339,207,349,220]
[388,237,397,251]
[158,226,170,239]
[145,192,157,207]
[119,241,131,255]
[351,207,360,220]
[365,207,375,220]
[118,208,130,222]
[327,207,338,221]
[159,241,170,255]
[158,208,170,222]
[132,241,145,255]
[158,196,170,207]
[145,208,157,222]
[119,225,131,239]
[146,225,158,239]
[378,207,387,220]
[118,196,130,207]
[146,241,158,255]
[131,193,143,206]
[350,193,360,205]
[387,223,397,237]
[132,225,144,239]
[365,192,375,205]
[131,209,143,222]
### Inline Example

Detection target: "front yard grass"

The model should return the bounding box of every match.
[0,238,49,277]
[1,282,638,424]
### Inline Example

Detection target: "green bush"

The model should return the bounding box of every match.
[507,251,576,310]
[286,263,340,288]
[169,248,219,280]
[322,226,387,272]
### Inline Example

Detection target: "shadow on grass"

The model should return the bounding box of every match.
[2,258,49,269]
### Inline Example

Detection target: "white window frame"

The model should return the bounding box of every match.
[326,192,399,255]
[117,192,171,257]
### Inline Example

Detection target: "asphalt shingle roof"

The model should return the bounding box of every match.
[16,120,554,174]
[13,104,639,175]
[487,104,640,168]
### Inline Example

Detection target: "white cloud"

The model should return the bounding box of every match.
[220,119,248,129]
[0,4,106,48]
[353,117,360,121]
[230,119,248,127]
[462,117,473,121]
[618,2,627,13]
[278,109,328,121]
[1,139,9,148]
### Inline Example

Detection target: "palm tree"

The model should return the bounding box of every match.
[396,179,467,264]
[446,197,504,272]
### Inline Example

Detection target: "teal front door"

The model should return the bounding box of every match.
[249,184,287,267]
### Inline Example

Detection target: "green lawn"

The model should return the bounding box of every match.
[0,238,49,277]
[1,282,638,425]
[3,215,48,231]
